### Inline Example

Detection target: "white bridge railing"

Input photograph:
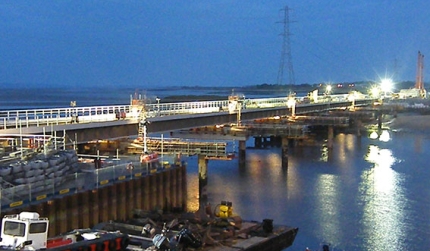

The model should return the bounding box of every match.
[0,95,358,130]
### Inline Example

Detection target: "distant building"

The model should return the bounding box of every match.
[398,88,425,99]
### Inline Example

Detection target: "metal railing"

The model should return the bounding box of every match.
[0,95,365,130]
[0,156,180,211]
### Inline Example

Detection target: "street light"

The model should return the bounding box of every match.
[140,119,150,153]
[70,101,77,123]
[326,85,332,95]
[155,97,161,116]
[380,78,393,99]
[370,86,380,99]
[326,85,332,110]
[287,96,296,117]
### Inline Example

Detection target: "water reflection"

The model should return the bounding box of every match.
[184,131,427,250]
[361,144,405,250]
[315,174,342,245]
[369,129,391,142]
[379,130,390,142]
[334,133,356,165]
[186,172,200,212]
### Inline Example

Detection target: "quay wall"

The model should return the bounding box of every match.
[1,165,187,237]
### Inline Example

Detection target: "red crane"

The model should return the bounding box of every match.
[415,51,425,97]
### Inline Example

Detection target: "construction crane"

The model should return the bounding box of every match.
[415,51,426,98]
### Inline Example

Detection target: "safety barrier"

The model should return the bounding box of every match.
[0,95,360,130]
[0,157,179,211]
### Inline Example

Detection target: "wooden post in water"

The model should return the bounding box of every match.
[327,125,334,148]
[254,137,262,148]
[356,119,363,136]
[281,137,289,169]
[238,140,246,168]
[377,113,382,130]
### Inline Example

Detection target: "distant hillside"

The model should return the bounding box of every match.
[161,81,419,102]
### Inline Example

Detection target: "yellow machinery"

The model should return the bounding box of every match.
[214,201,233,219]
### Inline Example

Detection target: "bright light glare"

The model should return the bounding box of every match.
[369,131,379,139]
[347,92,356,102]
[380,78,393,92]
[287,98,296,108]
[370,87,380,98]
[326,85,332,93]
[379,130,391,142]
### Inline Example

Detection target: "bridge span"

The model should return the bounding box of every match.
[0,97,373,144]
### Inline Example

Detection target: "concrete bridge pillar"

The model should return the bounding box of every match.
[238,140,246,168]
[198,155,208,207]
[356,119,363,136]
[254,137,262,148]
[327,126,334,149]
[263,137,268,148]
[377,113,382,130]
[281,137,289,169]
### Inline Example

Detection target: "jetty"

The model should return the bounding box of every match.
[95,204,299,251]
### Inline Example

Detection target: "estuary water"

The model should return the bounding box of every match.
[186,129,430,250]
[2,86,430,250]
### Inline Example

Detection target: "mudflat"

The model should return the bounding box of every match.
[387,114,430,132]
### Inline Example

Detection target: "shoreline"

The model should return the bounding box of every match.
[384,113,430,132]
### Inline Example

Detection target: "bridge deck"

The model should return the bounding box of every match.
[124,139,232,158]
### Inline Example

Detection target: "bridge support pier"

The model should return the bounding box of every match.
[327,126,334,149]
[356,119,363,136]
[281,137,288,169]
[377,113,382,130]
[198,155,208,208]
[254,137,262,148]
[238,140,246,168]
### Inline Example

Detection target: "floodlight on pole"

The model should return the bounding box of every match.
[326,85,332,95]
[326,85,332,110]
[380,78,393,98]
[155,97,161,116]
[287,97,296,117]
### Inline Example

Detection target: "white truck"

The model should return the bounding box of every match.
[0,212,129,251]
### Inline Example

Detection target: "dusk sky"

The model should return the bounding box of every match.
[1,1,429,89]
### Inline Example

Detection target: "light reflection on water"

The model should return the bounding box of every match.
[314,174,342,246]
[184,129,430,250]
[8,87,430,250]
[361,142,404,250]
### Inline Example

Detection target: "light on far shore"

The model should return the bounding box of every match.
[326,85,332,95]
[380,78,393,94]
[370,86,380,98]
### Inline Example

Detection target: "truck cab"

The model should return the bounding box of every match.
[0,212,49,250]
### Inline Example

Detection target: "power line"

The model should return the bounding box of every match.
[276,5,295,90]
